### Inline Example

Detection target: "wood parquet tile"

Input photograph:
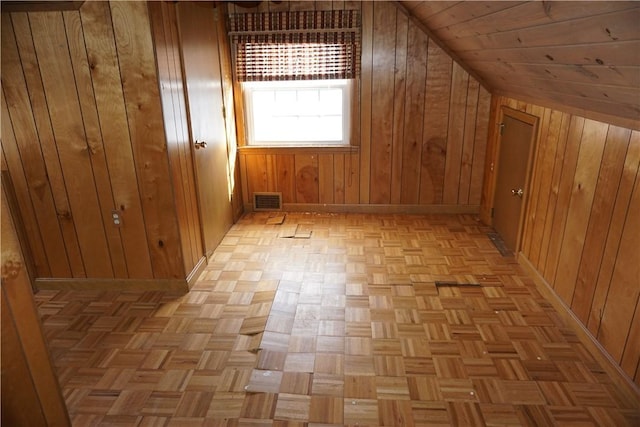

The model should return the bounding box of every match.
[34,213,640,426]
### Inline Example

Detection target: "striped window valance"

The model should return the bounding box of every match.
[229,10,361,82]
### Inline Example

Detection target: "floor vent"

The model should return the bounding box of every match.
[253,192,282,211]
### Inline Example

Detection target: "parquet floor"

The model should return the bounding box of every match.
[35,213,640,426]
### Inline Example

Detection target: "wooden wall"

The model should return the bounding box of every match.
[1,174,70,426]
[1,2,189,281]
[232,1,491,210]
[149,1,204,275]
[482,96,640,385]
[401,1,640,130]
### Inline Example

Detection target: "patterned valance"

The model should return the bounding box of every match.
[229,10,361,81]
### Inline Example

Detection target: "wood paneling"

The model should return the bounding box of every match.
[30,10,114,278]
[111,2,184,279]
[369,1,396,204]
[2,15,70,277]
[483,95,640,385]
[149,1,203,274]
[236,2,490,210]
[79,2,153,279]
[215,2,245,222]
[1,3,187,281]
[400,1,640,129]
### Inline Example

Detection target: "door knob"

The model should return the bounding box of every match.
[194,140,207,149]
[511,188,524,198]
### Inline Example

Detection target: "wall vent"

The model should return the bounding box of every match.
[253,192,282,211]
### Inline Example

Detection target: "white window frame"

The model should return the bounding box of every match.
[243,79,352,147]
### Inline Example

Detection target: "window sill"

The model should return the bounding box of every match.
[238,145,359,155]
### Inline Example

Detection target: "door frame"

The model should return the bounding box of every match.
[490,106,539,254]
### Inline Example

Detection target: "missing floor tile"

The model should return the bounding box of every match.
[266,214,286,225]
[279,225,298,238]
[278,224,312,239]
[434,281,482,294]
[435,281,481,287]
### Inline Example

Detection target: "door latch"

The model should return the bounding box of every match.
[194,140,208,149]
[511,188,524,198]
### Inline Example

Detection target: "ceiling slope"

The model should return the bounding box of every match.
[399,1,640,128]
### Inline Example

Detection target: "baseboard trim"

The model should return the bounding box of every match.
[186,256,208,289]
[246,203,480,215]
[518,253,640,406]
[35,277,189,292]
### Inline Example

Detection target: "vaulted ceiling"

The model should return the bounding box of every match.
[3,1,638,128]
[398,1,640,128]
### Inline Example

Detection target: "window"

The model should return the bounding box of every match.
[229,10,361,147]
[244,79,351,146]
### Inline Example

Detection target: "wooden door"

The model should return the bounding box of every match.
[492,108,537,252]
[177,2,233,258]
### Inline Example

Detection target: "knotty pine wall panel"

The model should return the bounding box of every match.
[111,2,185,279]
[483,96,640,384]
[234,1,490,210]
[1,3,189,281]
[402,2,640,128]
[30,11,114,279]
[148,1,203,275]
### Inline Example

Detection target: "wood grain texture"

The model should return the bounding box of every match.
[30,11,114,278]
[421,40,452,205]
[483,95,640,384]
[1,91,51,277]
[79,1,153,278]
[318,154,334,204]
[176,1,234,258]
[11,12,87,278]
[63,10,130,278]
[523,109,559,266]
[443,63,469,204]
[390,10,408,205]
[295,154,319,203]
[400,1,640,128]
[458,79,479,204]
[149,1,203,273]
[1,15,70,277]
[369,1,396,204]
[236,1,489,211]
[215,3,244,222]
[1,290,48,426]
[110,1,184,279]
[553,120,607,304]
[2,179,70,426]
[1,2,204,282]
[588,134,640,337]
[358,1,373,204]
[469,87,491,205]
[571,126,631,322]
[34,212,640,425]
[401,22,427,205]
[597,172,640,362]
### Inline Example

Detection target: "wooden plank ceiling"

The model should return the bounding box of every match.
[399,1,640,126]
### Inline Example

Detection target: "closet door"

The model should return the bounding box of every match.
[177,2,233,258]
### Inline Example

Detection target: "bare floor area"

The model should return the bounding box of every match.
[36,213,640,426]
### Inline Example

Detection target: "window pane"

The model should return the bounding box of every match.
[246,80,349,145]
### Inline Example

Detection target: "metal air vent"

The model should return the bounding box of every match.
[253,192,282,211]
